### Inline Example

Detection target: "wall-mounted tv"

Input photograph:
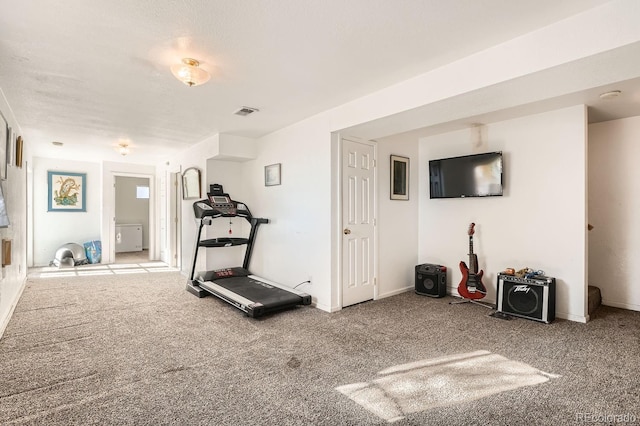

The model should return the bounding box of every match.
[429,151,503,199]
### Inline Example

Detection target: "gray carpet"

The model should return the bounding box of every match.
[1,271,639,425]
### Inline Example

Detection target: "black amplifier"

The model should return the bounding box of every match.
[415,264,447,298]
[496,273,556,323]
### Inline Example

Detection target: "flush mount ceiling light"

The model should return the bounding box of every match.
[170,58,210,87]
[118,142,130,156]
[599,90,622,100]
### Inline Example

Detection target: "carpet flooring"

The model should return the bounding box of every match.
[1,270,639,425]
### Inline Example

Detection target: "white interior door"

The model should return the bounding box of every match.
[342,138,376,307]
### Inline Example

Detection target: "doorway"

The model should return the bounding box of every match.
[114,175,151,263]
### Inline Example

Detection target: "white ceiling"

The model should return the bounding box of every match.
[1,0,636,164]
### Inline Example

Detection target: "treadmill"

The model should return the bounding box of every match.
[186,184,311,317]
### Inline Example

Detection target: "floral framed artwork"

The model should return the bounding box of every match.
[48,171,87,212]
[390,155,409,200]
[264,163,281,186]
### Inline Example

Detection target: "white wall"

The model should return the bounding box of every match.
[376,133,420,297]
[588,116,640,312]
[247,118,333,310]
[115,176,150,249]
[32,157,102,266]
[0,89,29,337]
[418,105,588,322]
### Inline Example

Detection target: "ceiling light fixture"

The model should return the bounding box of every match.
[599,90,622,100]
[118,143,130,156]
[170,58,210,87]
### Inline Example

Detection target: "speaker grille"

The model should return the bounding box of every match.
[507,286,540,314]
[415,264,447,298]
[496,274,555,323]
[423,278,435,290]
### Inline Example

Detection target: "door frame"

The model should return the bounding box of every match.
[107,172,155,264]
[169,171,181,269]
[334,134,379,310]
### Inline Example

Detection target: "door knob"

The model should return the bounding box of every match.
[343,228,351,235]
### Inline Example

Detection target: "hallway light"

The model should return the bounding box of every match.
[119,143,129,156]
[170,58,210,87]
[599,90,621,100]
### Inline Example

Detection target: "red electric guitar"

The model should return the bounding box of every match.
[457,223,487,300]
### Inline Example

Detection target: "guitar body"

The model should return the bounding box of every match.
[458,260,486,299]
[457,223,487,300]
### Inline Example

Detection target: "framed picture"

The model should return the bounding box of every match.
[15,135,23,169]
[265,163,281,186]
[6,127,14,168]
[0,112,7,181]
[48,171,87,212]
[390,155,409,200]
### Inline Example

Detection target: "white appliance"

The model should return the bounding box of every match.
[115,224,143,253]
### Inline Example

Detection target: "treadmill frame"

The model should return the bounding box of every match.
[186,188,311,316]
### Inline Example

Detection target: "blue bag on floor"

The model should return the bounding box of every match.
[84,240,102,264]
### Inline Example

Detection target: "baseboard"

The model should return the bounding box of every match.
[601,299,640,312]
[309,286,415,312]
[314,302,337,313]
[0,276,27,340]
[377,285,413,299]
[556,311,588,323]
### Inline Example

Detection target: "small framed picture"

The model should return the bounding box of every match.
[15,135,23,168]
[265,163,281,186]
[390,155,409,200]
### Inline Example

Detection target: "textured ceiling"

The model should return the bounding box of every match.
[0,0,629,163]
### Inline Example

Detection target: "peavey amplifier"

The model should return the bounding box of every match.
[415,264,447,298]
[496,273,556,323]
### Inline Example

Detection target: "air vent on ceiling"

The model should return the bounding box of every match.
[234,106,259,116]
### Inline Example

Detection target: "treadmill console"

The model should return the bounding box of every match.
[208,194,236,216]
[192,184,253,220]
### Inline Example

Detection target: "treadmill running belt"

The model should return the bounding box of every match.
[212,276,303,309]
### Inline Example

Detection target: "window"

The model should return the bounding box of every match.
[136,186,149,199]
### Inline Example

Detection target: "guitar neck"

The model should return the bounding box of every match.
[468,236,477,274]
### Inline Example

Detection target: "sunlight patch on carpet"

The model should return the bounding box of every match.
[30,263,178,278]
[336,350,560,423]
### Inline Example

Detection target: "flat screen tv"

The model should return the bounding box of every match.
[429,151,503,199]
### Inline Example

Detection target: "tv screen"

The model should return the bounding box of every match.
[429,151,503,199]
